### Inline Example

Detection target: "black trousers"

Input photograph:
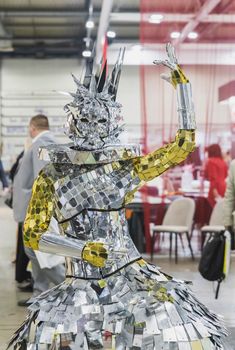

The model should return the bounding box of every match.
[15,223,31,283]
[0,159,8,188]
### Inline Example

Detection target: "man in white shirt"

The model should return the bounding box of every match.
[13,115,65,305]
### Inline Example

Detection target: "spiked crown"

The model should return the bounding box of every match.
[64,49,125,150]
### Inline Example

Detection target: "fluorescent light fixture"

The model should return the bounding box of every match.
[131,44,142,51]
[149,13,163,24]
[107,30,116,38]
[0,46,14,52]
[170,31,181,39]
[55,90,71,96]
[0,39,14,52]
[187,31,198,39]
[82,50,92,58]
[86,20,94,29]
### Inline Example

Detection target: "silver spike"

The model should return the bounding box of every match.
[71,73,81,86]
[108,47,125,100]
[89,75,97,97]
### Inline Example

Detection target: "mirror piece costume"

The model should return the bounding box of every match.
[8,44,227,350]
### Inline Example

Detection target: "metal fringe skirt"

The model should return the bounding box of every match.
[8,260,227,350]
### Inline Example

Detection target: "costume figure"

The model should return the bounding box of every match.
[9,44,227,350]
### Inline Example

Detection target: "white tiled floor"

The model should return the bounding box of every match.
[0,200,235,349]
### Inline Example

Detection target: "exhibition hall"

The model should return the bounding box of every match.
[0,1,235,349]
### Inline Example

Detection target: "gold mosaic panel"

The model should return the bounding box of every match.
[24,171,54,250]
[133,130,195,183]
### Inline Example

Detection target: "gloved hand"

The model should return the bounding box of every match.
[153,43,189,88]
[82,242,108,267]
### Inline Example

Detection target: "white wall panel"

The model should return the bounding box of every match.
[1,59,81,91]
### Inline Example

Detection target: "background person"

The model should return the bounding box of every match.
[13,114,65,306]
[204,144,228,208]
[223,158,235,250]
[0,158,9,196]
[7,150,33,288]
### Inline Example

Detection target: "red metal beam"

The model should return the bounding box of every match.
[173,0,221,46]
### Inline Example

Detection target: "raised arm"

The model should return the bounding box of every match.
[24,170,107,267]
[133,130,195,182]
[133,43,196,183]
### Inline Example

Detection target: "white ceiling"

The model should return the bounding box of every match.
[0,0,234,58]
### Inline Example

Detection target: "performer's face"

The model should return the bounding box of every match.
[65,98,122,148]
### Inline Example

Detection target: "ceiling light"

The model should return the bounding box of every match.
[86,20,94,29]
[82,49,92,58]
[107,30,116,39]
[187,32,198,39]
[149,14,164,24]
[170,31,181,39]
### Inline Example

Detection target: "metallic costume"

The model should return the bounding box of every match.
[9,44,227,349]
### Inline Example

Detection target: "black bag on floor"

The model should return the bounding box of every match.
[198,231,227,299]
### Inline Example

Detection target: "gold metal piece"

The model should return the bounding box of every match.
[82,242,108,267]
[171,65,189,88]
[23,171,54,250]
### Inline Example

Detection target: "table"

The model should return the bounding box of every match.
[127,196,171,253]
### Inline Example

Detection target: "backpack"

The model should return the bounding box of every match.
[198,231,231,299]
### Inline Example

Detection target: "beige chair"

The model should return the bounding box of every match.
[150,197,195,263]
[200,199,225,250]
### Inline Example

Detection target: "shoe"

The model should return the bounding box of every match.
[17,279,33,289]
[17,299,32,307]
[18,284,33,293]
